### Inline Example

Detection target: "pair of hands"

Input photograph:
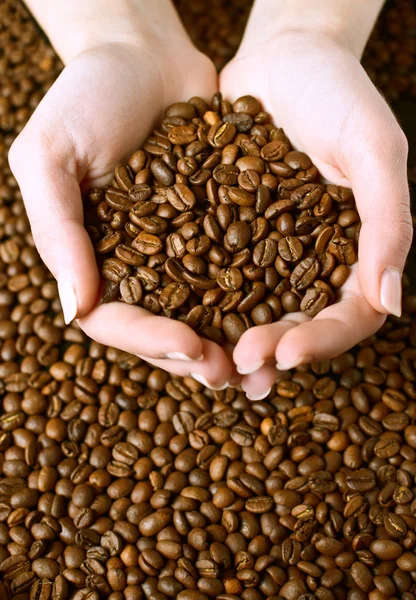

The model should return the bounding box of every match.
[9,15,412,399]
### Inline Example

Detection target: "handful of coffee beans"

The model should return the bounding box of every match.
[87,94,359,346]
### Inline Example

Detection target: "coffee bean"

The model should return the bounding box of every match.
[217,268,243,292]
[370,539,403,560]
[131,232,163,256]
[159,283,191,310]
[300,287,329,317]
[119,277,143,304]
[224,222,251,252]
[222,314,247,344]
[351,561,374,592]
[278,236,303,262]
[290,257,320,290]
[261,139,290,162]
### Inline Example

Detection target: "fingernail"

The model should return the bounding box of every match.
[246,387,271,401]
[380,267,402,317]
[190,373,228,391]
[276,359,300,371]
[165,352,204,362]
[236,361,264,375]
[58,279,77,324]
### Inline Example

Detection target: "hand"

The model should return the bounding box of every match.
[221,29,413,398]
[9,16,236,389]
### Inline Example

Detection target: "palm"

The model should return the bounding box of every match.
[58,44,215,186]
[74,46,237,387]
[11,41,238,389]
[220,33,400,397]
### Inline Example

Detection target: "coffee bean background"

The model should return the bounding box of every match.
[0,1,416,599]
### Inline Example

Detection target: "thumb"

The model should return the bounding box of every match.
[348,127,413,317]
[9,131,99,324]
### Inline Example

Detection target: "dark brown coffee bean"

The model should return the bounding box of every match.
[115,244,146,267]
[131,232,163,256]
[233,96,260,116]
[228,187,255,207]
[290,257,320,290]
[159,283,191,310]
[300,288,329,317]
[351,561,374,592]
[245,300,271,327]
[278,236,303,262]
[261,139,290,162]
[217,268,243,292]
[222,314,247,345]
[119,277,143,305]
[253,239,278,268]
[208,122,236,148]
[224,222,251,253]
[94,227,124,255]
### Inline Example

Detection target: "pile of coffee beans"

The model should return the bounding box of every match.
[0,271,416,600]
[173,0,252,71]
[87,94,359,346]
[1,2,416,600]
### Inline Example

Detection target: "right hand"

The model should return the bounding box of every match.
[9,33,236,389]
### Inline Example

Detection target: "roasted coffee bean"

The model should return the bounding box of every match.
[131,232,163,256]
[300,288,329,317]
[119,277,143,305]
[159,283,191,310]
[290,257,320,291]
[222,314,247,344]
[278,236,303,262]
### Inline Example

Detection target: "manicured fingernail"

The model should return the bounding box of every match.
[190,373,228,390]
[58,279,77,324]
[165,352,204,362]
[236,361,264,375]
[380,267,402,317]
[276,359,300,371]
[246,387,271,401]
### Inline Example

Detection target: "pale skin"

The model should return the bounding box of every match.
[9,0,413,397]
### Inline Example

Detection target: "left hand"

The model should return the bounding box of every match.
[221,29,413,399]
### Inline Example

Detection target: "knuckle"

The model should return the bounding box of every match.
[393,126,409,158]
[8,132,27,175]
[386,203,413,252]
[398,219,414,255]
[30,226,58,262]
[366,114,408,163]
[394,201,413,231]
[9,128,47,177]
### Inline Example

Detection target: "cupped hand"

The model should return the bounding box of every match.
[221,30,413,398]
[9,34,236,388]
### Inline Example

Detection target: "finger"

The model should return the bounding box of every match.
[241,362,278,401]
[345,108,412,318]
[233,314,309,375]
[9,130,99,324]
[78,301,204,362]
[220,343,243,387]
[275,293,385,371]
[138,338,234,389]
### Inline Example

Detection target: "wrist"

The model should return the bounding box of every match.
[240,0,384,59]
[24,0,191,64]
